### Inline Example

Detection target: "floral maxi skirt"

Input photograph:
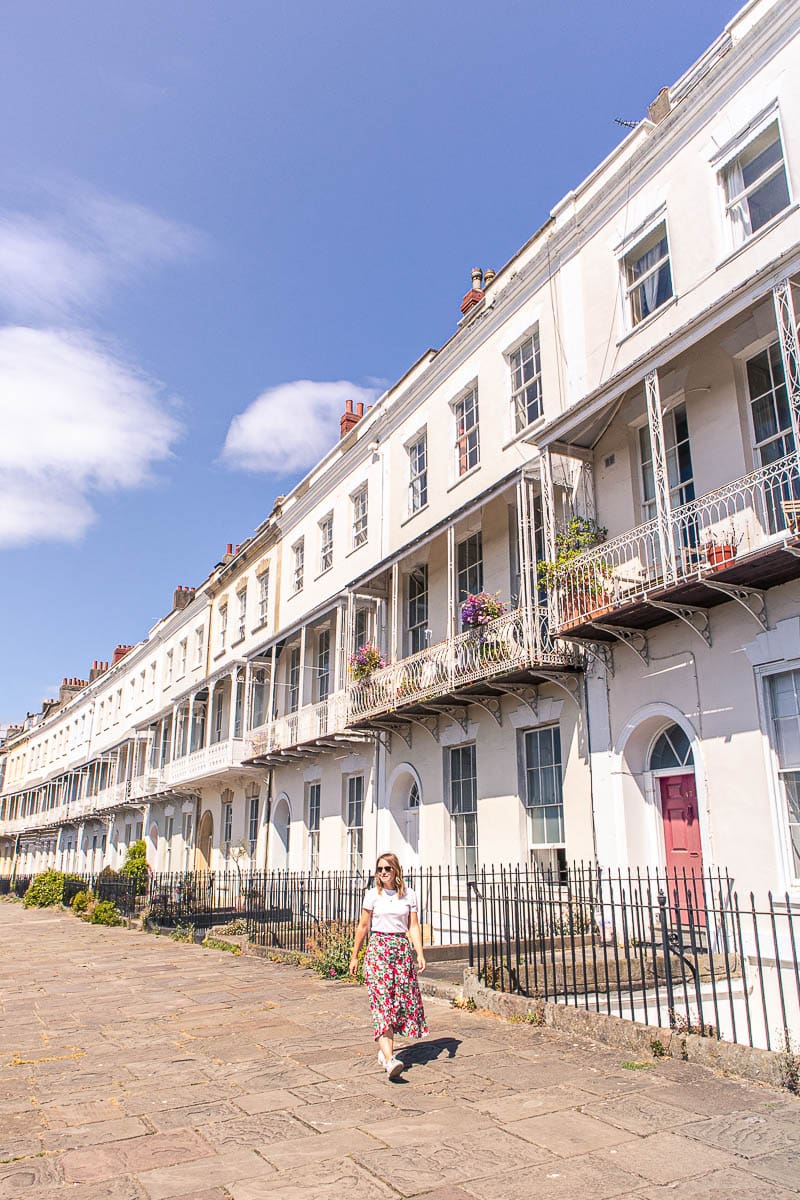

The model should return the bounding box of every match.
[364,933,428,1041]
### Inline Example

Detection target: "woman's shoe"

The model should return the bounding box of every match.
[385,1055,403,1080]
[377,1049,387,1069]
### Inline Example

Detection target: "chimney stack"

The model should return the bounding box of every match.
[89,659,109,682]
[460,267,485,316]
[483,267,496,287]
[58,677,88,705]
[112,644,132,666]
[648,87,671,125]
[173,585,196,611]
[340,398,365,439]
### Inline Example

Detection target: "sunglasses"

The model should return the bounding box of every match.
[376,866,394,874]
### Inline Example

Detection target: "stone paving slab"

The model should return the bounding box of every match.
[1,901,799,1199]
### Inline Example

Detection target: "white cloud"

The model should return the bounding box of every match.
[221,380,382,475]
[0,327,181,548]
[0,185,202,321]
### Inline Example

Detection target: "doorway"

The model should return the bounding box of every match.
[197,810,213,869]
[270,795,291,869]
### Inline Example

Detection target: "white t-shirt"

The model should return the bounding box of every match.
[363,886,417,934]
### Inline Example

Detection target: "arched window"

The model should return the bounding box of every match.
[407,782,420,810]
[650,724,694,771]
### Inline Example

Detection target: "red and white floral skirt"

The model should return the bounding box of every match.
[364,932,428,1041]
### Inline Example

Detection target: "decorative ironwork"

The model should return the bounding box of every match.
[554,449,800,632]
[645,369,677,583]
[773,278,800,449]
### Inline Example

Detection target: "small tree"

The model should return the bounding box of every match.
[121,839,149,895]
[537,516,609,592]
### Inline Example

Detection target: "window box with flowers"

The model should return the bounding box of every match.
[460,592,509,661]
[349,643,386,682]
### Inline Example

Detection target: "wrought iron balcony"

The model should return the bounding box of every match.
[554,450,800,639]
[164,737,248,785]
[249,692,350,758]
[348,608,579,726]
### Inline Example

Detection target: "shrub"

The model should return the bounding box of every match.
[120,840,149,894]
[89,900,123,926]
[305,920,362,981]
[71,890,95,916]
[23,871,83,909]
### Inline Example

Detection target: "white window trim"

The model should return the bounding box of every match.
[711,102,792,254]
[318,512,334,575]
[405,426,428,517]
[503,324,544,439]
[291,539,305,595]
[450,380,480,484]
[350,485,369,550]
[615,205,673,334]
[755,658,800,891]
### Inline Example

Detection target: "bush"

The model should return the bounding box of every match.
[23,871,84,909]
[89,900,123,926]
[120,840,149,895]
[71,890,95,916]
[305,920,362,981]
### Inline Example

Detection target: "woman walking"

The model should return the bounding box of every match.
[349,852,428,1080]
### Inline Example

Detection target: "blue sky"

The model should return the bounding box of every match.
[0,0,738,722]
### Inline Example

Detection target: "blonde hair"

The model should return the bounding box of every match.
[375,852,406,898]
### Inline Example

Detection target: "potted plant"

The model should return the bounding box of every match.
[460,592,507,629]
[537,516,611,622]
[702,527,739,568]
[349,642,385,682]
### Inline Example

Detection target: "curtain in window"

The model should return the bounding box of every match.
[725,158,752,248]
[640,242,662,316]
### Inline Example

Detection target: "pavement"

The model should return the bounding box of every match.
[1,902,799,1200]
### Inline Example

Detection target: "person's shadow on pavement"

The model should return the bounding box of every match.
[396,1036,461,1074]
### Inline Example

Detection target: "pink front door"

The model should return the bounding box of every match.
[660,773,704,923]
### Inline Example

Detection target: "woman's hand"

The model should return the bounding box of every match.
[416,954,426,974]
[349,953,360,976]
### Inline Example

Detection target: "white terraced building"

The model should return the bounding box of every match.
[2,0,799,904]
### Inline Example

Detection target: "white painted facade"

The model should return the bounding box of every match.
[2,0,799,902]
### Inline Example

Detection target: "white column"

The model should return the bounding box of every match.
[187,694,195,753]
[773,278,800,451]
[205,684,216,747]
[267,646,277,726]
[390,563,399,664]
[645,369,677,583]
[228,669,239,740]
[447,524,457,641]
[168,704,179,760]
[333,603,345,692]
[539,447,559,629]
[516,474,538,652]
[297,627,307,710]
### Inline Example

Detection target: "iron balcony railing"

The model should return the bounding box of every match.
[164,737,247,785]
[349,608,575,722]
[554,449,800,629]
[249,691,350,757]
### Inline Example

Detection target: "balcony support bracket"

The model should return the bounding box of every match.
[560,637,614,676]
[783,540,800,560]
[465,692,503,727]
[419,704,470,735]
[589,623,649,665]
[647,600,712,646]
[536,670,582,710]
[698,579,767,632]
[369,720,412,749]
[493,683,539,718]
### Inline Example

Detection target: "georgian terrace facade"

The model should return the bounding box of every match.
[1,0,798,898]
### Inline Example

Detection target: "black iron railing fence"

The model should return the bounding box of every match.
[0,875,33,898]
[5,862,798,1052]
[466,864,800,1052]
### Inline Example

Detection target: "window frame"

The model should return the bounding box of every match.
[288,646,301,714]
[446,743,478,874]
[306,781,321,872]
[715,108,792,250]
[218,603,228,652]
[256,568,270,626]
[406,429,428,515]
[506,328,544,434]
[345,774,364,873]
[291,539,305,595]
[318,512,334,574]
[451,383,480,479]
[407,564,429,656]
[521,724,565,850]
[351,485,369,550]
[236,587,247,642]
[761,664,800,885]
[457,531,484,603]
